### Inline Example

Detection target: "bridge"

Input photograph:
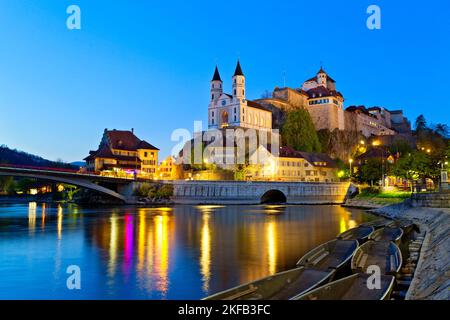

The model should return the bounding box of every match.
[0,166,353,205]
[172,180,352,204]
[0,166,133,202]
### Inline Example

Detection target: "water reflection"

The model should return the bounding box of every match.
[28,202,36,234]
[266,218,277,275]
[0,203,375,299]
[200,212,211,293]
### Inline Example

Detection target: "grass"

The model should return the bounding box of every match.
[354,190,412,205]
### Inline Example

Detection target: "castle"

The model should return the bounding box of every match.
[208,61,411,138]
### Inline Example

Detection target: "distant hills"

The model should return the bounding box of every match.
[0,145,78,170]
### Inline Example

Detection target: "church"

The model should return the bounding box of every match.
[208,61,272,131]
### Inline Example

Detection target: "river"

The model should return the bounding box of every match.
[0,202,375,299]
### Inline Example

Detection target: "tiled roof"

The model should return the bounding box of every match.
[306,86,342,99]
[279,146,337,168]
[106,130,159,151]
[246,100,271,112]
[83,145,143,161]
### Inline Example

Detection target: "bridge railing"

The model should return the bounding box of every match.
[0,163,82,173]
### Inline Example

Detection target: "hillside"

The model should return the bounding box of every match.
[0,145,77,169]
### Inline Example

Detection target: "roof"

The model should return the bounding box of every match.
[306,86,342,99]
[279,146,337,168]
[246,100,271,112]
[105,130,159,151]
[83,145,144,162]
[234,60,244,76]
[212,66,222,81]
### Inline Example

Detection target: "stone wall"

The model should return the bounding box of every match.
[172,180,351,204]
[411,193,450,208]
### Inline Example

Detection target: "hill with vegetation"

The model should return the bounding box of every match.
[0,145,76,169]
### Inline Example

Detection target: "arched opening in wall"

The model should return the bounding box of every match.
[221,111,229,127]
[260,190,287,204]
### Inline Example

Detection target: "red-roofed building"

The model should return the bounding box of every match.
[84,129,159,178]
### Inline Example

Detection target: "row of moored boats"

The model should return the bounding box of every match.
[204,218,414,300]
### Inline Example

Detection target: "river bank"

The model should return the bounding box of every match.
[372,202,449,300]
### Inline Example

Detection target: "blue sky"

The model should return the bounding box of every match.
[0,0,449,162]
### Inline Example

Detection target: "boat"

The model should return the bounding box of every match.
[361,218,395,229]
[369,226,404,244]
[296,239,359,273]
[295,273,395,300]
[203,267,335,300]
[337,226,374,243]
[393,219,417,234]
[351,240,403,275]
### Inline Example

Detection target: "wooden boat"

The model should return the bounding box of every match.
[203,267,335,300]
[337,226,374,243]
[295,273,395,300]
[361,218,395,229]
[296,239,359,272]
[351,240,402,275]
[393,219,417,234]
[369,226,404,244]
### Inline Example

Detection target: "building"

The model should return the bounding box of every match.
[345,106,412,138]
[256,67,345,131]
[345,106,396,137]
[157,155,176,179]
[302,68,345,131]
[248,146,338,182]
[84,129,159,178]
[208,61,272,131]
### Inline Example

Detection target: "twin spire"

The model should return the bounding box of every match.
[211,60,244,81]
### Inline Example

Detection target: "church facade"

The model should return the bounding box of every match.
[208,61,272,131]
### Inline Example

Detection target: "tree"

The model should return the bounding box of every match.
[392,151,440,191]
[261,90,272,99]
[282,108,322,152]
[415,114,427,133]
[433,123,450,138]
[359,158,382,186]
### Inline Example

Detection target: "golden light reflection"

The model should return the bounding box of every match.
[266,219,277,275]
[108,214,118,277]
[28,202,36,233]
[57,205,63,239]
[154,215,169,296]
[41,203,46,228]
[200,213,211,293]
[339,210,358,234]
[137,210,146,272]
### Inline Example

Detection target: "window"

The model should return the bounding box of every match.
[234,89,236,95]
[234,115,237,122]
[212,94,214,100]
[212,111,214,117]
[234,107,236,113]
[144,152,148,157]
[242,89,245,95]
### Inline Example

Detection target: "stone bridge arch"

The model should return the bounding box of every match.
[260,189,287,204]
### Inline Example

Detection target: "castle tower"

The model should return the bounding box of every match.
[232,60,245,101]
[210,66,223,102]
[317,67,327,87]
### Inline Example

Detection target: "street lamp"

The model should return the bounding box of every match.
[372,141,384,187]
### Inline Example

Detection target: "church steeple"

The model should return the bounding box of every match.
[234,60,244,76]
[210,65,223,102]
[232,60,245,100]
[212,66,222,81]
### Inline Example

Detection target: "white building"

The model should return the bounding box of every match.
[208,61,272,131]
